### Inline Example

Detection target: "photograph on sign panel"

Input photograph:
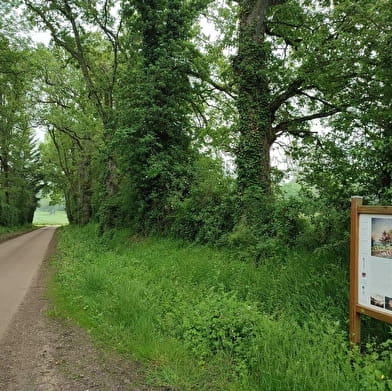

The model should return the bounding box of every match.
[371,218,392,259]
[370,294,385,309]
[385,296,392,312]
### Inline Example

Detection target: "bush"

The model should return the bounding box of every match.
[226,196,309,263]
[179,290,264,371]
[0,202,19,226]
[170,156,236,244]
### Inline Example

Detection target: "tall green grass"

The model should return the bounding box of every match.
[50,225,392,390]
[0,225,30,235]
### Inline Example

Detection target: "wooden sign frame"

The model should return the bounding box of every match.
[350,196,392,345]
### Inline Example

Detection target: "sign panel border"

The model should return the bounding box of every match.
[350,197,392,345]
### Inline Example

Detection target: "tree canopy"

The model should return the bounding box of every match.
[0,0,389,263]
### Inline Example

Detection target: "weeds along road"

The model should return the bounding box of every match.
[0,227,56,339]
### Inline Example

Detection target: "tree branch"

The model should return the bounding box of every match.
[188,70,235,99]
[50,122,89,151]
[26,0,108,120]
[269,78,306,115]
[36,98,71,109]
[24,1,79,59]
[48,128,71,177]
[298,91,343,111]
[273,108,340,138]
[62,0,105,116]
[265,24,302,48]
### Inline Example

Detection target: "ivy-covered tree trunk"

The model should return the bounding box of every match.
[63,172,92,226]
[97,114,119,231]
[120,0,209,233]
[234,0,285,228]
[62,155,93,226]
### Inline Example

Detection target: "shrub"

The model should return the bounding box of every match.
[170,156,236,244]
[0,202,19,226]
[179,289,265,374]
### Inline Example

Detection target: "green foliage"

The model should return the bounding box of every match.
[0,34,41,226]
[0,204,20,226]
[272,197,308,244]
[226,193,319,262]
[290,0,392,211]
[180,289,263,374]
[36,46,103,226]
[24,0,123,230]
[116,0,213,233]
[22,0,390,252]
[25,0,390,260]
[170,156,236,244]
[51,225,392,390]
[0,224,34,236]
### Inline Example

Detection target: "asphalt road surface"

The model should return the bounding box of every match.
[0,227,57,339]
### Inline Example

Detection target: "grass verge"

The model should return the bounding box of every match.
[50,225,392,390]
[0,224,37,242]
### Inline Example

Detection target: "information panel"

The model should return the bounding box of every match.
[358,214,392,314]
[349,197,392,345]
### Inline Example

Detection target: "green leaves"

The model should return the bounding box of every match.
[290,0,392,207]
[181,289,264,372]
[115,0,212,232]
[0,35,41,226]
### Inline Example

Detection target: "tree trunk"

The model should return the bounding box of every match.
[98,117,119,232]
[64,190,76,225]
[79,156,93,225]
[378,124,392,203]
[1,154,10,204]
[234,0,279,228]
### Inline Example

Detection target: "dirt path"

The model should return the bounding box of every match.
[0,227,56,338]
[0,230,171,391]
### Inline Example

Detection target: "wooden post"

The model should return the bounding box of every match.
[349,196,363,345]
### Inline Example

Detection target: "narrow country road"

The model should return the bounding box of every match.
[0,228,163,391]
[0,227,57,339]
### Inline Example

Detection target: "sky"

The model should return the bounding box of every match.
[31,31,50,143]
[31,30,51,46]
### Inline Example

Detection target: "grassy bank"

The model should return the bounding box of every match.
[50,225,392,390]
[0,225,31,235]
[0,224,37,242]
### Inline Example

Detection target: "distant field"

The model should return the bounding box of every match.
[33,210,69,225]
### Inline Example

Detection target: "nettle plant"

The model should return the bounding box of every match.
[180,289,265,374]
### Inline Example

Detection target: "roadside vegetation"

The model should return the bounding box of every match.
[51,224,392,391]
[0,224,35,238]
[1,1,391,390]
